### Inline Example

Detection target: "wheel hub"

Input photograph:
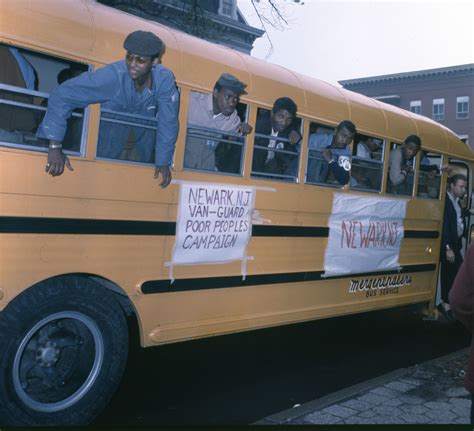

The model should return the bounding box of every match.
[36,341,60,367]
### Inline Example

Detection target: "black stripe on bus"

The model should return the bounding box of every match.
[0,216,176,235]
[404,230,439,239]
[0,217,438,239]
[141,264,436,294]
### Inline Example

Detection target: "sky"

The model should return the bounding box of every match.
[237,0,474,86]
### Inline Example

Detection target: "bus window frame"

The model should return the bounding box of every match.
[304,121,350,189]
[385,141,418,197]
[0,43,90,157]
[182,89,249,177]
[415,151,444,201]
[349,136,386,194]
[95,108,158,167]
[250,105,303,184]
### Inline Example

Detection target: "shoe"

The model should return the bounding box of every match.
[447,309,455,321]
[438,303,455,321]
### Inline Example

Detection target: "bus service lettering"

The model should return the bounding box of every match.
[349,274,412,298]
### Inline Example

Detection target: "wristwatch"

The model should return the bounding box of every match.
[49,143,63,149]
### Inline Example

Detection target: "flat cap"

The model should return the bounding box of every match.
[217,73,247,95]
[123,30,163,57]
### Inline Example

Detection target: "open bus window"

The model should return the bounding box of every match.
[386,142,416,196]
[251,107,302,182]
[183,90,247,175]
[350,135,385,192]
[97,109,158,164]
[305,122,351,188]
[417,151,443,199]
[0,43,88,153]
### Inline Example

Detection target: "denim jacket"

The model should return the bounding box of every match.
[37,60,179,166]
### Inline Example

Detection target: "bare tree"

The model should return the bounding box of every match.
[249,0,304,57]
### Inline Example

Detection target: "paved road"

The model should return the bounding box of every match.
[95,306,470,425]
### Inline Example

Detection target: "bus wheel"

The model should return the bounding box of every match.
[0,276,128,426]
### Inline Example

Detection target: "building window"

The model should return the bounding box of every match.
[432,98,445,121]
[410,100,421,115]
[219,0,236,18]
[457,96,469,119]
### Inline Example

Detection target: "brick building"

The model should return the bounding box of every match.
[339,64,474,151]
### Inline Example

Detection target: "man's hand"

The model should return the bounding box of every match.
[288,130,302,145]
[45,147,73,177]
[237,122,252,135]
[446,249,455,263]
[440,165,453,175]
[321,148,333,162]
[154,165,172,188]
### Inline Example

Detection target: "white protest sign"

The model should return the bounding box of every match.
[172,182,255,266]
[324,193,407,277]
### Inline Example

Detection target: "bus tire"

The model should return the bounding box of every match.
[0,276,129,426]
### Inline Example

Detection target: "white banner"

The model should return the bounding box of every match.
[324,193,407,277]
[172,182,255,266]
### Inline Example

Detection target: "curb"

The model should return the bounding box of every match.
[254,348,469,425]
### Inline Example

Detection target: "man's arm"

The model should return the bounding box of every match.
[39,64,119,176]
[274,128,300,172]
[321,148,350,185]
[388,149,406,186]
[331,155,350,185]
[37,65,118,142]
[441,200,457,263]
[154,68,179,177]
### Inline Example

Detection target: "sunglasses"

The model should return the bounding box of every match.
[126,53,151,65]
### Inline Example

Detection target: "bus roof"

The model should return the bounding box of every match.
[1,0,472,161]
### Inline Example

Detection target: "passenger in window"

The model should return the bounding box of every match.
[184,73,252,172]
[387,135,421,194]
[37,30,179,187]
[419,151,439,179]
[0,45,38,137]
[252,97,301,176]
[307,120,356,185]
[356,137,381,159]
[351,137,382,190]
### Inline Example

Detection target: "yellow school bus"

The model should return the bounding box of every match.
[0,0,473,425]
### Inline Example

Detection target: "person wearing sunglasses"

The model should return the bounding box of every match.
[37,30,179,188]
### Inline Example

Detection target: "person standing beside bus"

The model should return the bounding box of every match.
[387,135,421,194]
[440,174,473,319]
[184,73,252,172]
[448,242,474,423]
[307,120,356,185]
[37,30,179,188]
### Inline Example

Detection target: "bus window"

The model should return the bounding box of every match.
[386,142,416,196]
[0,43,88,154]
[305,122,351,188]
[97,109,158,164]
[350,135,384,192]
[251,107,302,182]
[183,90,247,175]
[417,151,443,199]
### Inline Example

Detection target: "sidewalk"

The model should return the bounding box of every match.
[256,348,470,426]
